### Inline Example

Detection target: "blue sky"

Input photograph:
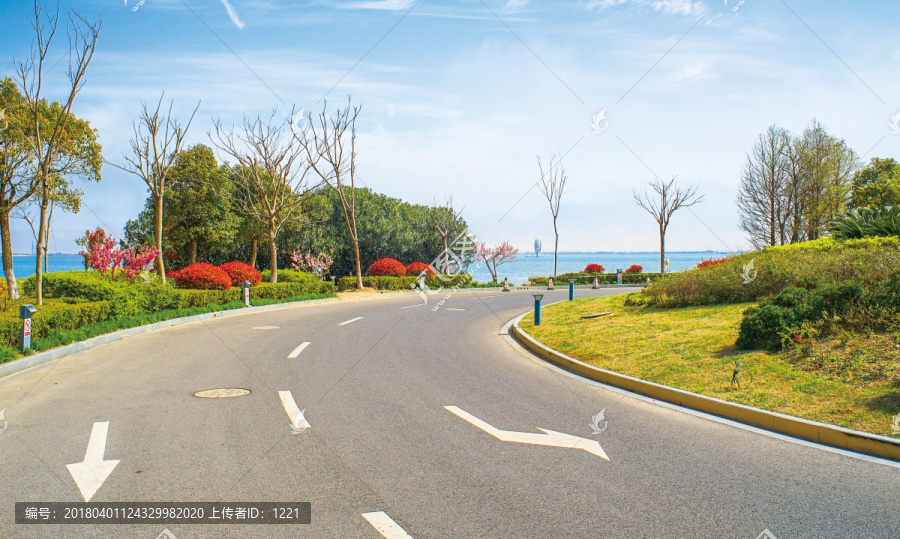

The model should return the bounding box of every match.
[1,0,898,255]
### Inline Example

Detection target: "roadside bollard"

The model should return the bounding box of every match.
[568,279,575,301]
[547,278,555,290]
[20,304,36,352]
[616,269,623,285]
[646,276,651,285]
[533,294,543,326]
[592,277,599,289]
[502,277,510,292]
[242,280,251,307]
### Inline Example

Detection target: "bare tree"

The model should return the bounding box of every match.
[433,196,465,273]
[293,98,364,289]
[634,176,705,273]
[110,95,198,284]
[537,154,567,277]
[212,112,314,283]
[736,125,791,249]
[15,2,100,304]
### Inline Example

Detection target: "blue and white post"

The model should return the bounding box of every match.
[568,279,575,301]
[616,269,623,286]
[242,280,251,307]
[533,294,544,326]
[19,304,36,352]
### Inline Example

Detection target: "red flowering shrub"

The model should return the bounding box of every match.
[583,263,605,273]
[624,264,643,274]
[219,261,262,286]
[406,261,436,276]
[173,263,232,290]
[166,269,182,281]
[369,258,406,276]
[697,257,729,269]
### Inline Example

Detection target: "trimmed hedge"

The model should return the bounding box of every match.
[337,274,474,291]
[22,271,334,314]
[0,298,111,348]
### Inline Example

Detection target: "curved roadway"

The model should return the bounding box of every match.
[0,288,897,538]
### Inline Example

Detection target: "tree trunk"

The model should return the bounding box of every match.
[268,222,277,284]
[552,220,559,277]
[34,187,50,305]
[154,195,166,284]
[0,209,19,300]
[249,236,258,268]
[659,224,666,274]
[189,240,197,265]
[350,213,363,290]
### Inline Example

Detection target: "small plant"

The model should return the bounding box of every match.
[172,263,232,290]
[624,264,643,274]
[406,261,436,276]
[219,261,262,286]
[697,257,728,269]
[583,263,605,273]
[368,258,406,277]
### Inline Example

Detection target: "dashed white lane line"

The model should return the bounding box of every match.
[399,304,423,309]
[339,317,364,326]
[362,511,414,538]
[287,342,311,359]
[252,326,281,330]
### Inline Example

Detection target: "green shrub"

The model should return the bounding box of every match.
[645,238,900,309]
[623,291,653,306]
[337,274,473,291]
[0,345,17,364]
[529,272,661,286]
[735,283,867,351]
[0,299,112,348]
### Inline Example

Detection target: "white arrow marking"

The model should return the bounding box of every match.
[444,406,609,461]
[278,390,311,431]
[66,421,120,501]
[287,341,311,358]
[339,316,363,326]
[362,511,414,538]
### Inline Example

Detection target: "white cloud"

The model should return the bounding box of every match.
[588,0,705,16]
[219,0,246,29]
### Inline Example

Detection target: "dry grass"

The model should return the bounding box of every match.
[519,295,900,437]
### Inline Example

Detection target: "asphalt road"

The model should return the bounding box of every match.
[0,287,897,538]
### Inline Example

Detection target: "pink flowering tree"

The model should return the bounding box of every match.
[78,227,159,281]
[474,241,518,283]
[290,251,334,277]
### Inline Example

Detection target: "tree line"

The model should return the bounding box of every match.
[735,120,897,248]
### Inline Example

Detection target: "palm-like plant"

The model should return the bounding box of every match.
[829,206,900,239]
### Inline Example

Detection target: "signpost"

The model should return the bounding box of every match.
[19,304,36,352]
[242,280,251,307]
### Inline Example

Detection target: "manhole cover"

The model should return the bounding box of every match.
[193,388,251,398]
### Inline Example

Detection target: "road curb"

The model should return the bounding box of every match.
[509,313,900,462]
[0,296,345,380]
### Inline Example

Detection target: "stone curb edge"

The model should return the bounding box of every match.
[509,313,900,462]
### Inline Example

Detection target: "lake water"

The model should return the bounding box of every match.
[4,251,729,284]
[468,251,728,284]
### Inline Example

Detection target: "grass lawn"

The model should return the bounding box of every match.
[519,295,900,437]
